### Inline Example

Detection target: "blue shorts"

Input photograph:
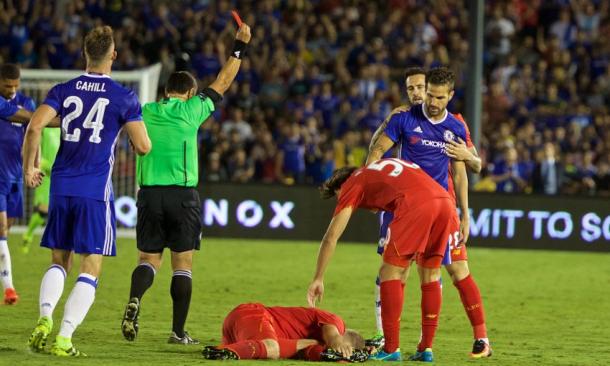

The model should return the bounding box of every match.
[0,181,24,218]
[378,210,451,265]
[41,195,116,256]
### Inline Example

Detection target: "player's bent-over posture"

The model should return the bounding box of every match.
[202,303,367,362]
[307,160,459,362]
[120,22,252,345]
[0,63,36,304]
[366,67,491,361]
[24,25,151,357]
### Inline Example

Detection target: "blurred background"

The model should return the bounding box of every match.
[2,0,609,196]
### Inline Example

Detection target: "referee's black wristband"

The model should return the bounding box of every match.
[231,40,247,59]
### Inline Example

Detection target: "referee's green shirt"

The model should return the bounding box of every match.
[137,95,215,187]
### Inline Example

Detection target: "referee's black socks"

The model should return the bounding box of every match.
[129,263,156,300]
[170,270,192,338]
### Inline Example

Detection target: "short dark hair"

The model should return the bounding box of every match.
[165,71,197,95]
[426,67,455,90]
[404,66,425,80]
[84,26,114,65]
[344,329,365,349]
[319,167,357,199]
[0,64,20,80]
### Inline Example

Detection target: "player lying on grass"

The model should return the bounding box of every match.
[307,159,459,362]
[201,302,368,362]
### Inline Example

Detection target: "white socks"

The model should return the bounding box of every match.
[58,273,97,339]
[0,238,14,290]
[40,264,67,318]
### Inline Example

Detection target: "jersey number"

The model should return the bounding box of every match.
[367,158,420,177]
[62,96,109,144]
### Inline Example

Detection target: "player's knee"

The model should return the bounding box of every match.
[138,254,162,271]
[79,254,103,277]
[170,250,193,271]
[420,267,442,283]
[379,261,407,281]
[262,339,280,359]
[446,260,470,282]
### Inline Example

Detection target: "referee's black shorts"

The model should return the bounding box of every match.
[136,186,202,253]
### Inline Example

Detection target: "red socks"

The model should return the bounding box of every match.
[380,279,404,353]
[302,344,325,361]
[418,281,442,351]
[223,340,268,359]
[454,275,487,339]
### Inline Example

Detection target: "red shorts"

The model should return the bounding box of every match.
[383,198,459,269]
[221,303,278,344]
[449,241,468,262]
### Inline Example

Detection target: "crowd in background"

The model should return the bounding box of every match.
[1,0,609,196]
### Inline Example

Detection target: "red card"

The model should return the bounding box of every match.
[231,10,243,28]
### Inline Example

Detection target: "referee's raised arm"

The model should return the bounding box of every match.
[204,23,251,101]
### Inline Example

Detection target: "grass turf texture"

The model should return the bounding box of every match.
[1,236,609,366]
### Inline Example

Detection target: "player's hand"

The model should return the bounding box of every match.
[307,279,324,307]
[236,23,251,43]
[446,138,471,161]
[459,216,470,245]
[328,338,354,359]
[24,168,44,188]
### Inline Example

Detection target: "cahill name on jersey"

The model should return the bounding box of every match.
[385,103,467,190]
[43,73,142,202]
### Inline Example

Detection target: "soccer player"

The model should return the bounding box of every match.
[368,67,484,352]
[307,160,460,362]
[0,63,36,305]
[202,302,367,362]
[21,126,61,254]
[120,23,251,345]
[23,25,151,357]
[367,67,491,360]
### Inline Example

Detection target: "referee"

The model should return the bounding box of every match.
[121,23,251,344]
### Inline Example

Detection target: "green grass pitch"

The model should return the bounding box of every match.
[1,235,609,365]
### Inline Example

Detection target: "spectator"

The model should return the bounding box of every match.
[532,143,564,195]
[491,147,530,193]
[221,108,252,142]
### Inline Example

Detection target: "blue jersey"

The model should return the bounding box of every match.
[0,93,36,183]
[43,73,143,201]
[385,104,467,190]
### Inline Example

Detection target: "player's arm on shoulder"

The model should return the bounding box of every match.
[366,111,402,165]
[455,114,481,173]
[451,160,470,244]
[22,104,58,187]
[124,121,151,156]
[208,23,251,96]
[465,146,482,173]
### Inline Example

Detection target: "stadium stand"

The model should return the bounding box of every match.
[1,0,608,195]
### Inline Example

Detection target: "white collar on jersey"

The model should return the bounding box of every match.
[421,103,448,125]
[83,72,111,78]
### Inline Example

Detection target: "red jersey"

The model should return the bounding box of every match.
[448,113,474,203]
[334,158,450,216]
[266,306,345,341]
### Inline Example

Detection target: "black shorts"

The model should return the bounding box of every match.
[136,186,202,253]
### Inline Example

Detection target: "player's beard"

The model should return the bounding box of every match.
[427,105,441,116]
[411,97,424,105]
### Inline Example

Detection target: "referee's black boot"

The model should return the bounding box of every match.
[121,297,140,341]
